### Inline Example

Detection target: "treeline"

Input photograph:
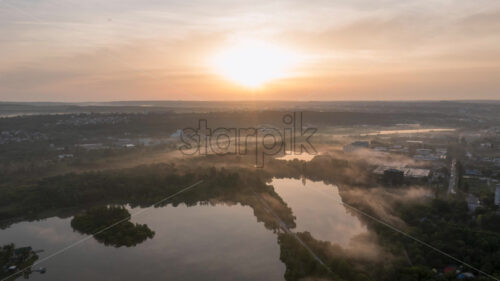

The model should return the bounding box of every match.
[0,164,230,219]
[0,164,296,232]
[265,155,374,187]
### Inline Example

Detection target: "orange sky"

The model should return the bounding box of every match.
[0,0,500,101]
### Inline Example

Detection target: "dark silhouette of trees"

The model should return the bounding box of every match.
[71,206,154,247]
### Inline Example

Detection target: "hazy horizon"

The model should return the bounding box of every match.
[2,98,500,104]
[1,0,500,101]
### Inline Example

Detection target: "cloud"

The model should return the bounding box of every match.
[1,0,500,100]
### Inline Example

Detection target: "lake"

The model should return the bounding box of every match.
[360,128,455,136]
[270,178,367,247]
[1,204,284,281]
[1,178,367,280]
[275,151,318,161]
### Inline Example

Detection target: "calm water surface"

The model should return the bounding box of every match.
[270,178,367,247]
[276,151,317,161]
[1,178,367,280]
[1,204,284,281]
[360,128,455,136]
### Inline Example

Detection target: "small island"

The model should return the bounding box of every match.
[1,244,43,280]
[71,206,155,247]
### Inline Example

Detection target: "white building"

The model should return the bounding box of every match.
[171,129,183,138]
[58,154,74,159]
[495,185,500,206]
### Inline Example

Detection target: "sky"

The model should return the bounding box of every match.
[0,0,500,101]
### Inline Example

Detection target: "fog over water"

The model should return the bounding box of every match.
[271,178,367,247]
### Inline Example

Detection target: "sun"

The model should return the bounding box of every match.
[211,40,298,88]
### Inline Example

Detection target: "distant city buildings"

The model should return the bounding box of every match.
[54,114,129,126]
[343,141,369,152]
[373,166,431,179]
[413,147,447,161]
[0,130,48,144]
[57,154,74,159]
[76,143,107,150]
[465,169,481,177]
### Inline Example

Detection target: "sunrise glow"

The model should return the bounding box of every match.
[211,40,298,88]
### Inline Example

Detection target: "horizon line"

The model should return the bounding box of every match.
[1,98,500,104]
